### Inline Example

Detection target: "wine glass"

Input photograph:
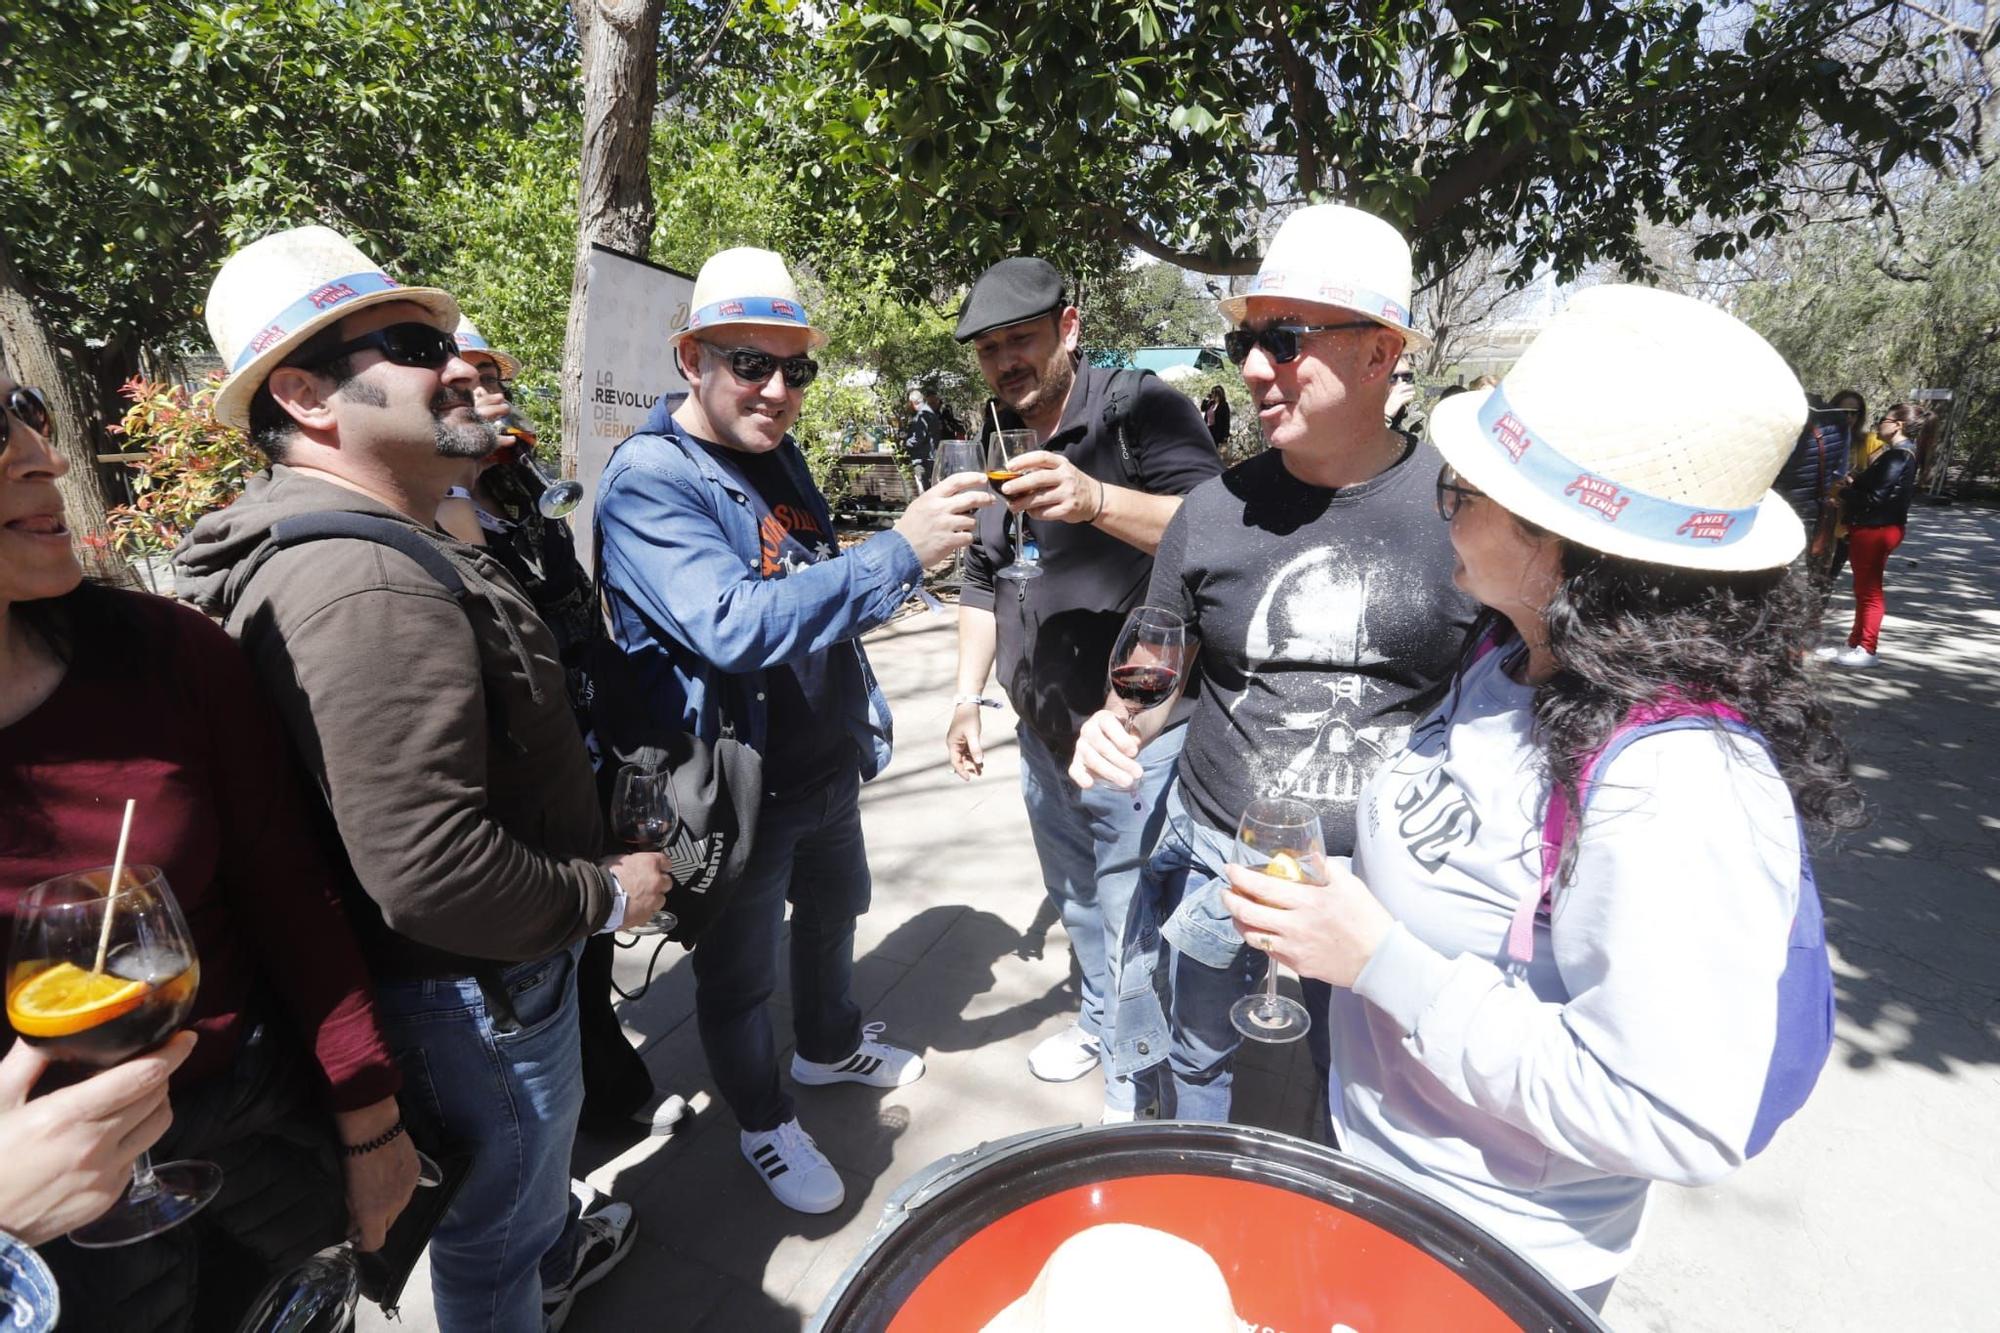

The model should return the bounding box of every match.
[234,1245,360,1333]
[491,418,582,520]
[1227,798,1326,1043]
[1105,605,1187,810]
[6,866,222,1246]
[936,439,985,580]
[607,766,680,937]
[986,428,1043,581]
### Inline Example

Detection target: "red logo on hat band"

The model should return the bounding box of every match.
[246,324,288,357]
[1493,412,1531,462]
[770,300,797,318]
[1675,511,1737,542]
[307,281,365,310]
[1564,474,1631,522]
[719,300,746,317]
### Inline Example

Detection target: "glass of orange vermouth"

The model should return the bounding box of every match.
[6,866,218,1246]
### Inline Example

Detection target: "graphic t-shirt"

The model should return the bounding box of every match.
[1147,439,1477,851]
[714,444,858,799]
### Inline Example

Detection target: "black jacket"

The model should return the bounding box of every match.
[1846,442,1919,528]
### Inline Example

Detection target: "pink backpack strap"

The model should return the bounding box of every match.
[1505,694,1748,970]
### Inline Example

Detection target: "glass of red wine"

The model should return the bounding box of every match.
[1106,605,1187,809]
[6,866,221,1247]
[608,765,680,936]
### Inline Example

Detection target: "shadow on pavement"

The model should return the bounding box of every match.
[1812,505,2000,1076]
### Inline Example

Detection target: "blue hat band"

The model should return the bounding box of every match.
[1246,272,1410,329]
[230,270,404,372]
[683,294,812,335]
[1476,387,1760,547]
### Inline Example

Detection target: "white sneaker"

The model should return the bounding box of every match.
[543,1199,637,1329]
[740,1119,845,1214]
[1099,1105,1137,1125]
[791,1021,925,1088]
[1812,645,1843,661]
[1835,646,1878,668]
[1028,1023,1102,1083]
[628,1093,690,1135]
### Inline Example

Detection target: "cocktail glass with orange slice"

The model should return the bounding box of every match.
[1229,798,1327,1043]
[6,865,218,1247]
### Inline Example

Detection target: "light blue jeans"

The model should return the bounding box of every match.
[1112,784,1278,1122]
[1016,723,1184,1113]
[373,944,585,1333]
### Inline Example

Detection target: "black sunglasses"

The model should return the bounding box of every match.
[702,343,819,391]
[295,322,461,372]
[0,386,52,448]
[1435,463,1483,521]
[1223,321,1381,366]
[1390,370,1417,385]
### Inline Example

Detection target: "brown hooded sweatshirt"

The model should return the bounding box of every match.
[175,465,612,976]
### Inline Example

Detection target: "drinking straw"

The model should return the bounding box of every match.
[93,799,136,974]
[989,400,1003,446]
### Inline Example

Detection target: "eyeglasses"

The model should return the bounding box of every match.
[1435,463,1483,521]
[1390,370,1417,385]
[0,386,52,448]
[295,322,461,372]
[1223,321,1381,367]
[702,343,819,391]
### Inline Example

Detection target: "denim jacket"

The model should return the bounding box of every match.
[594,407,921,780]
[0,1231,57,1330]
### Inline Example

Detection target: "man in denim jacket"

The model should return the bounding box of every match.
[596,248,990,1215]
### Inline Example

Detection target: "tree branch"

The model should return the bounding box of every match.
[1260,0,1320,195]
[658,0,741,107]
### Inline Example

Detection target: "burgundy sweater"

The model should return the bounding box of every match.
[1,590,400,1112]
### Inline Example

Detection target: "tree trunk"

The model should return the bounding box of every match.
[0,236,136,587]
[561,0,664,480]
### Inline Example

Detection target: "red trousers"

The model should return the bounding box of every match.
[1847,523,1904,653]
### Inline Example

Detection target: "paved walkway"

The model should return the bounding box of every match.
[365,504,1999,1332]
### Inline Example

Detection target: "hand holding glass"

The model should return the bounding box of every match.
[5,866,220,1246]
[1228,799,1326,1043]
[608,766,680,936]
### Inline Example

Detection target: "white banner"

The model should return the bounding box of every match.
[575,244,694,569]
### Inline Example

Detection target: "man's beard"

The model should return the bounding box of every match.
[1002,352,1075,418]
[431,388,497,459]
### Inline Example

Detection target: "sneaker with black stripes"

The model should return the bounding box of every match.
[740,1118,845,1214]
[789,1021,926,1089]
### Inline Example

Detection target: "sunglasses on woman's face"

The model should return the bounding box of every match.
[296,322,461,372]
[1435,463,1484,521]
[705,343,819,391]
[1222,321,1380,367]
[0,386,52,448]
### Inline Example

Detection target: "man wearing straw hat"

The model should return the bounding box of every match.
[1070,205,1476,1124]
[176,225,670,1330]
[596,246,991,1215]
[946,256,1221,1121]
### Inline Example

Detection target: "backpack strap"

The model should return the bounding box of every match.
[1099,367,1153,487]
[1505,698,1750,969]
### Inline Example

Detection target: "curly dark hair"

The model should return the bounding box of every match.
[1461,540,1864,884]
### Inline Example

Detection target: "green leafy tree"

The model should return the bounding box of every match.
[755,0,1961,295]
[0,0,572,540]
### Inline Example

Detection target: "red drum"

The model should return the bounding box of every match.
[811,1122,1602,1333]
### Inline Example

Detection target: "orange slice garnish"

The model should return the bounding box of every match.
[1265,851,1307,883]
[7,962,148,1038]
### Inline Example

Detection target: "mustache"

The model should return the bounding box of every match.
[430,386,476,415]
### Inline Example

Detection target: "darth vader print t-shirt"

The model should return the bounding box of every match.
[1147,438,1477,854]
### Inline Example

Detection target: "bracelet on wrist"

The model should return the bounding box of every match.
[341,1119,407,1157]
[953,693,1002,710]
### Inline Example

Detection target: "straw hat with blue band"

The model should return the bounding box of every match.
[453,318,521,380]
[668,247,828,352]
[1426,284,1806,572]
[205,225,460,432]
[1219,203,1430,351]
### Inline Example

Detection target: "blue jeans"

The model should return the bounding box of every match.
[1112,787,1257,1121]
[1016,723,1184,1112]
[693,763,870,1133]
[373,945,585,1333]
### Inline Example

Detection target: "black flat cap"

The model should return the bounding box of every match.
[954,257,1066,343]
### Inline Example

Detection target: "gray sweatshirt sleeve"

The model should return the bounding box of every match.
[257,579,612,961]
[1353,731,1802,1186]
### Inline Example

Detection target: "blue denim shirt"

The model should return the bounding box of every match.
[0,1231,57,1330]
[594,403,921,780]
